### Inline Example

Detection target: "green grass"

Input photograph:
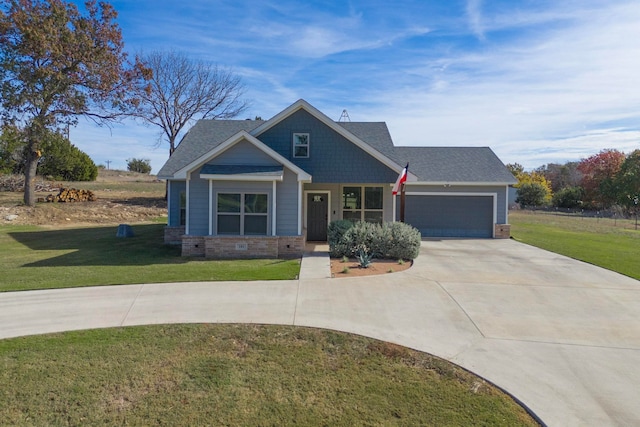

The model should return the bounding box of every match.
[510,211,640,280]
[0,324,539,426]
[0,224,300,292]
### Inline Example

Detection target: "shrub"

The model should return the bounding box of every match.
[552,186,584,208]
[39,133,98,181]
[127,158,152,174]
[327,220,421,261]
[383,222,421,260]
[327,220,354,257]
[516,183,549,208]
[344,221,383,257]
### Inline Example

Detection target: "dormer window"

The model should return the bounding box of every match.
[293,133,309,158]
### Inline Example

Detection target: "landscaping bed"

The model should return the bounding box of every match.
[330,257,412,277]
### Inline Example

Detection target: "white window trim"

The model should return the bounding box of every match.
[215,191,270,236]
[292,133,310,158]
[341,185,384,223]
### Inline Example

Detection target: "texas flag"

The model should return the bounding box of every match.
[392,163,408,195]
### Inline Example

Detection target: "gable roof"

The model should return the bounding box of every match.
[157,120,262,179]
[157,99,516,185]
[169,130,311,182]
[251,99,412,178]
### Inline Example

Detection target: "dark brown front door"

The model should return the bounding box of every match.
[307,193,328,241]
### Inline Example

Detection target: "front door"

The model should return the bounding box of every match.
[307,193,328,241]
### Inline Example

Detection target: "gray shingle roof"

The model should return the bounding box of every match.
[393,146,517,183]
[200,164,283,177]
[157,120,263,178]
[158,118,516,184]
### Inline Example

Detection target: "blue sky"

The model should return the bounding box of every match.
[69,0,640,172]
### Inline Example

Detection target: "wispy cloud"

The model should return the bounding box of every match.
[466,0,485,40]
[66,0,640,172]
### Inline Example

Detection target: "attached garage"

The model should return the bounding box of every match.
[400,193,496,238]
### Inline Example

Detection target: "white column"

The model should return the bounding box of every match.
[208,180,213,235]
[166,180,172,225]
[392,190,397,222]
[298,181,303,235]
[185,176,190,235]
[272,180,277,236]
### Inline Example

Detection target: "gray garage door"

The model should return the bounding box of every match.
[402,195,494,238]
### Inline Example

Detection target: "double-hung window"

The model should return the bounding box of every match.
[217,193,268,235]
[293,133,309,158]
[342,186,383,224]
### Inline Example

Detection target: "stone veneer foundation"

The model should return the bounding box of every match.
[180,235,305,259]
[494,224,511,239]
[164,226,186,245]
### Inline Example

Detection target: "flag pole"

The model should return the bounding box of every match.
[400,181,406,222]
[400,163,408,222]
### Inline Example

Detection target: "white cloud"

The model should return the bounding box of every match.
[365,0,640,167]
[466,0,485,40]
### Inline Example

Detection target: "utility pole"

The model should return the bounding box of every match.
[105,160,111,170]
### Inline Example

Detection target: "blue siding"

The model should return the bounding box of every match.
[276,168,300,235]
[167,180,185,227]
[208,139,279,166]
[257,110,398,183]
[188,172,210,235]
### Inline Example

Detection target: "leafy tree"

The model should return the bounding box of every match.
[39,131,97,181]
[577,149,625,209]
[0,124,26,174]
[535,162,582,193]
[614,150,640,213]
[506,163,524,178]
[552,186,585,209]
[127,158,152,174]
[134,50,248,157]
[516,183,549,208]
[0,0,148,205]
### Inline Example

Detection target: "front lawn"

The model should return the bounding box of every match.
[0,224,300,292]
[0,324,539,426]
[510,211,640,280]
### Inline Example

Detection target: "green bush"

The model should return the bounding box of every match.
[327,220,421,260]
[552,186,584,208]
[127,158,152,174]
[327,220,354,257]
[39,133,98,181]
[384,222,421,260]
[516,183,549,208]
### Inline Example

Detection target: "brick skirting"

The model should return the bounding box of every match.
[494,224,511,239]
[180,235,305,258]
[164,226,185,245]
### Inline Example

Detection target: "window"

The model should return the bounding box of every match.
[342,186,383,223]
[217,193,268,235]
[293,133,309,158]
[179,191,186,226]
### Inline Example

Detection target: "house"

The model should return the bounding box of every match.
[157,99,517,258]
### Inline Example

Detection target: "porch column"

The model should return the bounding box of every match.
[392,190,397,222]
[297,181,303,235]
[272,180,277,236]
[185,176,190,235]
[208,180,213,235]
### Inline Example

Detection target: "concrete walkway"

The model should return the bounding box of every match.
[1,239,640,426]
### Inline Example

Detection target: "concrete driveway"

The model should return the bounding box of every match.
[1,239,639,426]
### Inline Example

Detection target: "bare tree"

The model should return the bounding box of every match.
[136,51,249,156]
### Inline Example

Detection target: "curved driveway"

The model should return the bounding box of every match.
[1,239,640,426]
